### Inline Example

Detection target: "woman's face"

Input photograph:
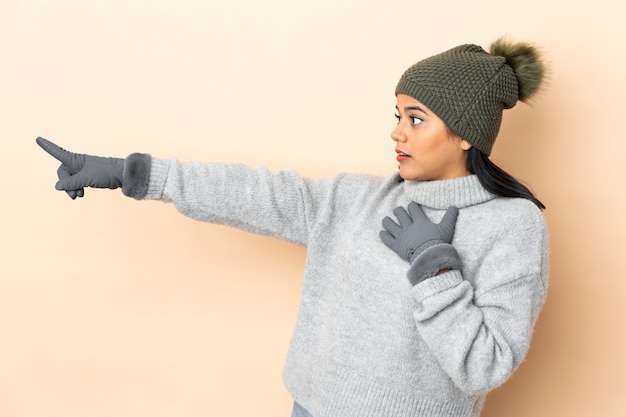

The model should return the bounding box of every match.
[391,94,471,182]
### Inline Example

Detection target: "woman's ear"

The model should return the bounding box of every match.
[460,139,472,151]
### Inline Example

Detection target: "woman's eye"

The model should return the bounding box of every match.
[395,114,422,125]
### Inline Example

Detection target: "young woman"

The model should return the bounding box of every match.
[37,37,549,417]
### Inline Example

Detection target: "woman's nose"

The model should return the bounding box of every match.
[391,125,405,142]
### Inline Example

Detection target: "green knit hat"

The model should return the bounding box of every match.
[395,38,545,155]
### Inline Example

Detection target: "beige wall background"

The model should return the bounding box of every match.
[1,0,624,416]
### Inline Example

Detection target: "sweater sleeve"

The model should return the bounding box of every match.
[409,207,549,395]
[124,156,351,246]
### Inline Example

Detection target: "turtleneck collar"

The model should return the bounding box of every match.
[401,174,495,209]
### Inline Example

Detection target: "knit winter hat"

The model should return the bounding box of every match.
[395,38,545,155]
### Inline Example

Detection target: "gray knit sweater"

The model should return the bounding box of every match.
[125,157,549,417]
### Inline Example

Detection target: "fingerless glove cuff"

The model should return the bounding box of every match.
[122,153,152,200]
[407,243,462,286]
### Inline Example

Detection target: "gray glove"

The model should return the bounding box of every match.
[380,202,462,285]
[36,137,124,199]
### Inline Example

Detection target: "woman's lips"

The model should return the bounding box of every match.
[396,150,411,162]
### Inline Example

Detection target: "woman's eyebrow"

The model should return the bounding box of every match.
[404,105,429,115]
[395,105,429,115]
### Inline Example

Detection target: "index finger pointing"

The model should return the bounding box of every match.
[36,137,84,172]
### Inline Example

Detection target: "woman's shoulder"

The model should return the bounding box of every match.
[491,197,544,223]
[464,196,546,235]
[311,171,401,195]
